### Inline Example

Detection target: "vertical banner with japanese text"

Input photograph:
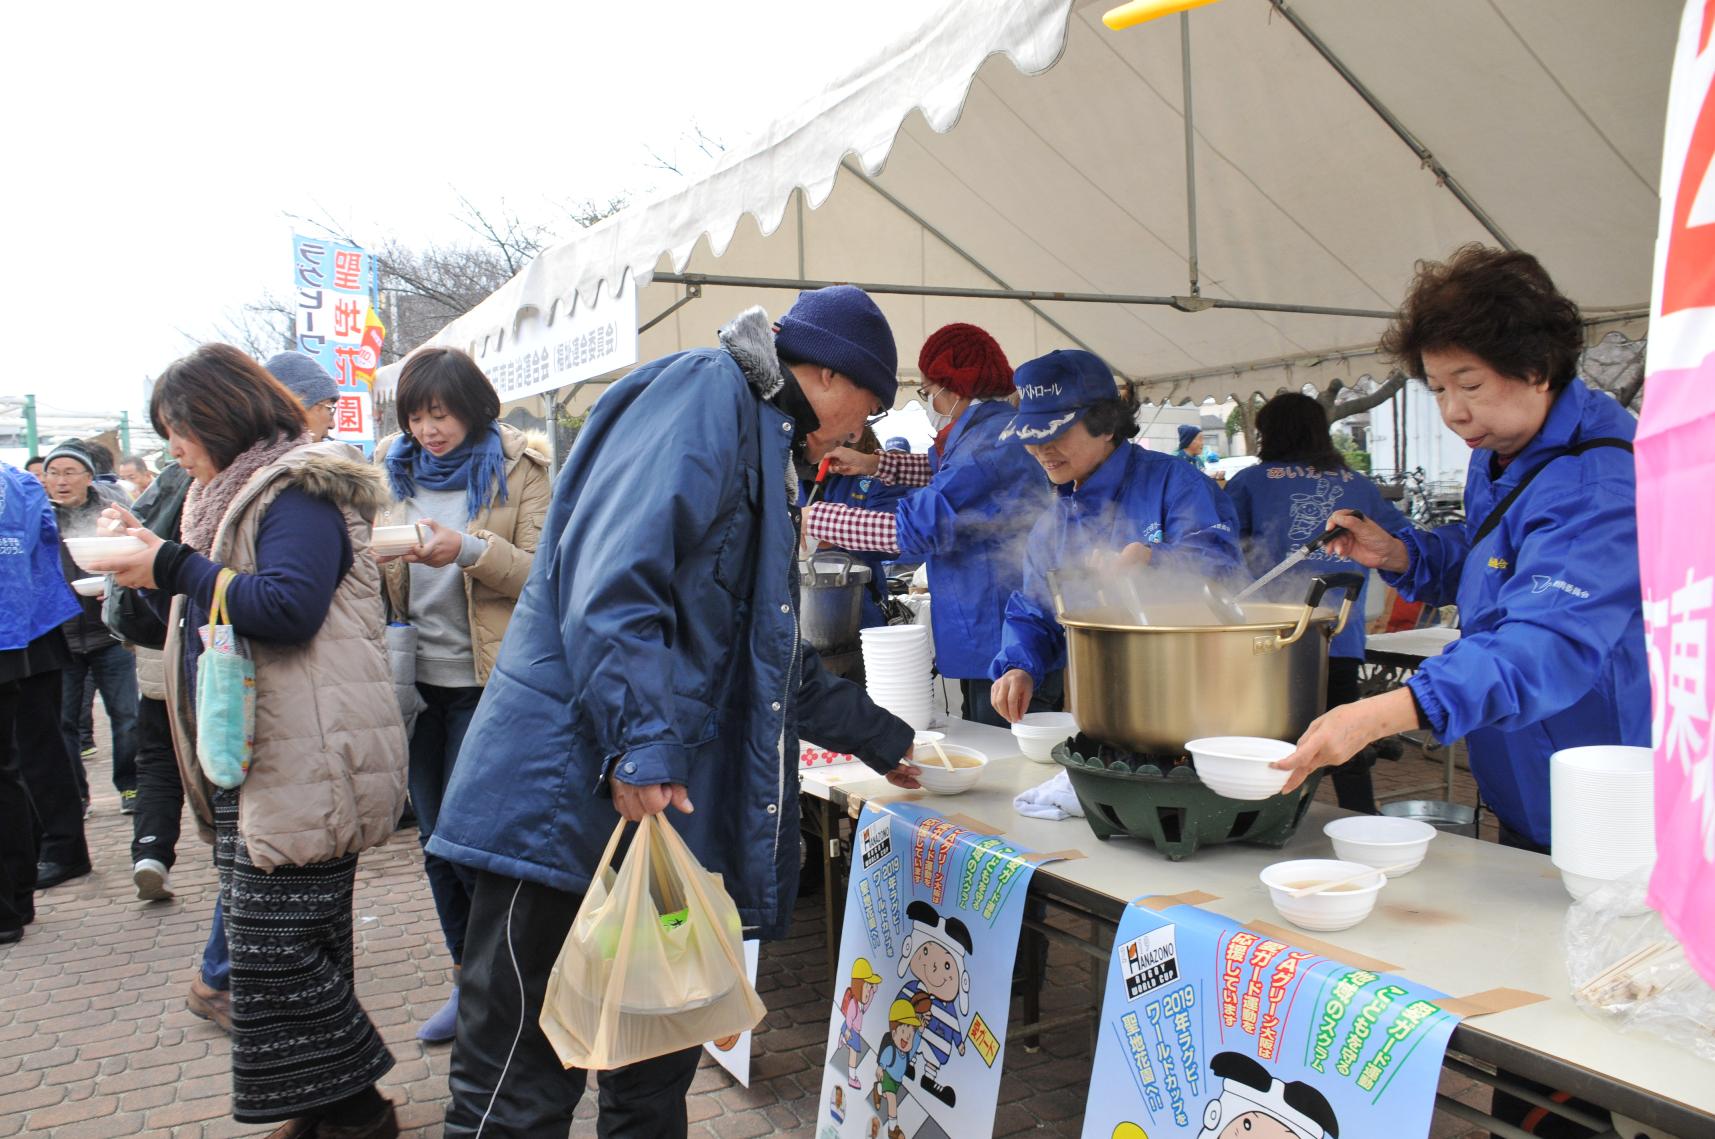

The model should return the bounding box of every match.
[1081,900,1459,1139]
[816,803,1051,1139]
[1641,0,1715,986]
[292,235,381,445]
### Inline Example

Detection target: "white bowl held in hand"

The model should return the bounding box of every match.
[372,522,430,558]
[1186,736,1295,800]
[911,743,988,795]
[63,536,146,573]
[1323,815,1437,877]
[1260,859,1386,931]
[1012,712,1077,763]
[71,576,107,598]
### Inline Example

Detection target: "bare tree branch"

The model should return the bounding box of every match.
[1322,371,1407,422]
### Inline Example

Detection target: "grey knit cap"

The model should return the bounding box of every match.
[263,351,339,407]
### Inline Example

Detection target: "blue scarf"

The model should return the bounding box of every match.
[386,421,510,521]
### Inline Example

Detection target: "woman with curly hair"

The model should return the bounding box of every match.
[1271,245,1648,855]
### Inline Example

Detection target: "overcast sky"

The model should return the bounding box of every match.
[0,1,922,435]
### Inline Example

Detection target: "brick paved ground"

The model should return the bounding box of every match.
[2,716,1498,1137]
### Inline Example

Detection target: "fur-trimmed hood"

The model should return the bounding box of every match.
[719,306,786,399]
[276,444,389,522]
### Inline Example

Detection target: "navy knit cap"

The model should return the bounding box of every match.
[1178,422,1201,449]
[263,351,339,408]
[999,350,1118,443]
[772,285,899,405]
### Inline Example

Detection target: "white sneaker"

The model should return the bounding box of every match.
[133,859,173,901]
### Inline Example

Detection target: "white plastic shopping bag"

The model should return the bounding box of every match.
[539,814,767,1070]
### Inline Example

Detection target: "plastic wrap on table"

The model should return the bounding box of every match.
[1563,867,1715,1062]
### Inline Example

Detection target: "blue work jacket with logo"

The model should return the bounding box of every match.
[1384,380,1648,847]
[802,472,909,629]
[891,401,1052,680]
[0,465,80,651]
[428,337,915,939]
[992,443,1243,685]
[1225,462,1411,660]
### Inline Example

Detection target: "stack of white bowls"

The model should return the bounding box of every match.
[861,625,934,730]
[1550,745,1656,901]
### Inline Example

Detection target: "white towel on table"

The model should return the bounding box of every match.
[1013,769,1084,821]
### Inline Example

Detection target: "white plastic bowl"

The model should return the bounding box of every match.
[71,576,107,598]
[912,743,988,795]
[1260,859,1386,931]
[1012,712,1077,763]
[63,535,145,573]
[1323,815,1437,876]
[1186,736,1294,800]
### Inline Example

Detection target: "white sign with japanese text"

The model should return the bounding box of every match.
[481,279,639,404]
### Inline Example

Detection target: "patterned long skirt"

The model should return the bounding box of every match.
[212,789,395,1123]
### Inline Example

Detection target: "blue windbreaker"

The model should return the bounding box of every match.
[1225,462,1411,659]
[991,443,1243,684]
[1384,381,1648,846]
[802,471,909,629]
[428,323,915,939]
[891,401,1052,680]
[0,464,80,651]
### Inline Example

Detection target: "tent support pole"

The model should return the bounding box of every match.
[638,283,702,335]
[649,271,1395,321]
[836,160,1131,378]
[1180,12,1201,298]
[1268,0,1516,250]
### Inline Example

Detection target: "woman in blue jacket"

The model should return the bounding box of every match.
[1273,246,1648,853]
[804,323,1054,725]
[1226,393,1411,813]
[990,350,1244,722]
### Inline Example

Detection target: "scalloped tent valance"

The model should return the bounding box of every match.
[378,0,1669,408]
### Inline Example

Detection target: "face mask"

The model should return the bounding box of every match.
[925,388,955,431]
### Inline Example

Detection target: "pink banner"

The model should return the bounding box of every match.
[1641,1,1715,987]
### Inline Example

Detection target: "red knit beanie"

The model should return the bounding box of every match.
[918,323,1013,399]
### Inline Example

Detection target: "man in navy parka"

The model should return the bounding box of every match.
[429,286,921,1137]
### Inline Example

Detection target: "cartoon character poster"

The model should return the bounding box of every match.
[1083,900,1460,1139]
[816,803,1050,1139]
[704,940,760,1086]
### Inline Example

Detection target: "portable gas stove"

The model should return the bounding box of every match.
[1052,733,1324,860]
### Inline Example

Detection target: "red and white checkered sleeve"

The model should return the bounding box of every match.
[801,502,900,554]
[875,450,933,488]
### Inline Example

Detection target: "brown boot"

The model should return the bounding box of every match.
[316,1100,399,1139]
[186,978,232,1035]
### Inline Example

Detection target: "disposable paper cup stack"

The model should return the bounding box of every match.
[1550,745,1655,900]
[861,625,933,730]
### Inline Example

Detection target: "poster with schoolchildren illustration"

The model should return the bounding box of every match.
[1082,899,1460,1139]
[816,803,1052,1139]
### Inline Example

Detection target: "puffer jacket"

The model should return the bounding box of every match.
[373,423,551,684]
[162,443,407,869]
[428,307,916,940]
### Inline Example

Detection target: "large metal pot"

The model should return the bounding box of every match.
[1054,573,1363,754]
[798,552,872,652]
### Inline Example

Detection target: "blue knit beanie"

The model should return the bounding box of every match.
[1178,422,1201,449]
[772,285,899,405]
[263,351,339,407]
